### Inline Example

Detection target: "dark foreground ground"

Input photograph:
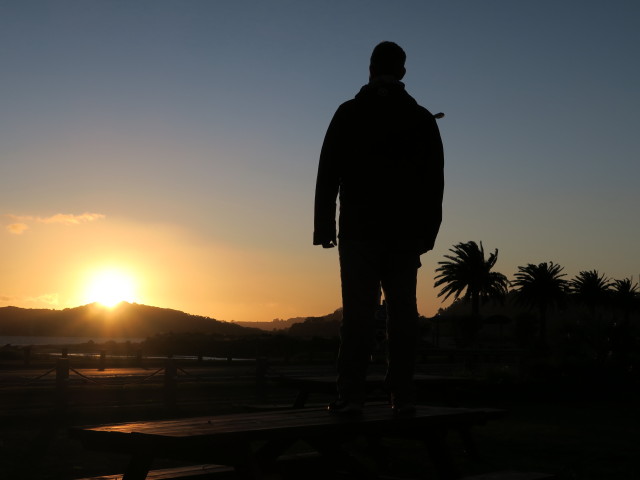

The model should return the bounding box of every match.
[1,360,638,479]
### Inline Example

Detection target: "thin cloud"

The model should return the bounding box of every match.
[6,223,29,235]
[38,213,106,225]
[4,212,105,233]
[0,293,59,306]
[28,293,59,305]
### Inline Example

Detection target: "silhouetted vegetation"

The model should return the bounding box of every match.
[434,241,509,345]
[433,241,639,381]
[511,262,568,347]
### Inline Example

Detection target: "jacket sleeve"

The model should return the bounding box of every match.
[418,114,444,254]
[313,106,344,246]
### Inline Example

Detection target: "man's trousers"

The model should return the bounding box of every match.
[337,239,421,404]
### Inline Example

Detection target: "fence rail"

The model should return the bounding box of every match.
[0,353,273,412]
[2,345,523,414]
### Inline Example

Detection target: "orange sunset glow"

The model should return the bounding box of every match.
[0,5,638,480]
[0,2,637,326]
[83,269,138,308]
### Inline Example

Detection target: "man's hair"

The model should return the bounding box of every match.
[370,41,406,77]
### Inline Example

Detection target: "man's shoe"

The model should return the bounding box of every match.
[327,399,363,416]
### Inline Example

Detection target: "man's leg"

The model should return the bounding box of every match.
[336,240,380,407]
[381,250,420,412]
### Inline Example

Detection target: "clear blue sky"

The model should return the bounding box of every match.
[1,1,639,321]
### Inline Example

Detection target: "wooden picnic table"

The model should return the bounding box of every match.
[269,373,472,408]
[70,404,503,480]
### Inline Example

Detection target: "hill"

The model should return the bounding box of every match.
[232,317,304,331]
[287,309,342,337]
[0,303,260,339]
[232,311,344,336]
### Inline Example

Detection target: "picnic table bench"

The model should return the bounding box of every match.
[70,404,504,480]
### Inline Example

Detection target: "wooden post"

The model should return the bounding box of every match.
[98,350,106,371]
[23,345,32,366]
[255,357,268,403]
[164,358,177,409]
[135,349,143,367]
[56,358,69,410]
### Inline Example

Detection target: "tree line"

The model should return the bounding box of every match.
[434,241,639,351]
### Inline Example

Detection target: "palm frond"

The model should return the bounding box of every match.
[434,241,508,307]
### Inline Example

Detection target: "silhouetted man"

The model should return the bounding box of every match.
[314,41,444,415]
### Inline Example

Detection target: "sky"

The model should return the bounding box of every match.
[1,1,639,323]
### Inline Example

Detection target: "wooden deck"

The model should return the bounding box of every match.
[70,404,504,480]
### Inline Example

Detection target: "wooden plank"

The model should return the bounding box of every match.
[460,472,556,480]
[70,405,505,480]
[72,405,502,441]
[75,454,325,480]
[75,464,234,480]
[382,474,555,480]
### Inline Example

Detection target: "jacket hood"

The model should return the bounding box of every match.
[355,77,416,104]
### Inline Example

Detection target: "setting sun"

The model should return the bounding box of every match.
[85,269,137,307]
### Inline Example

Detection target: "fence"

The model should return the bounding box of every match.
[1,352,272,412]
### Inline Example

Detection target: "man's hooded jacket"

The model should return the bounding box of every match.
[314,79,444,255]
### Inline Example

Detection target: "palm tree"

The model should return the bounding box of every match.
[570,270,612,316]
[608,277,639,369]
[434,241,509,318]
[611,277,639,323]
[511,262,568,347]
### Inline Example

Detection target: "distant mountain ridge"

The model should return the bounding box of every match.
[287,309,342,337]
[234,309,343,336]
[233,317,307,331]
[0,303,261,338]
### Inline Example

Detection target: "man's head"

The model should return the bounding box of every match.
[369,41,406,81]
